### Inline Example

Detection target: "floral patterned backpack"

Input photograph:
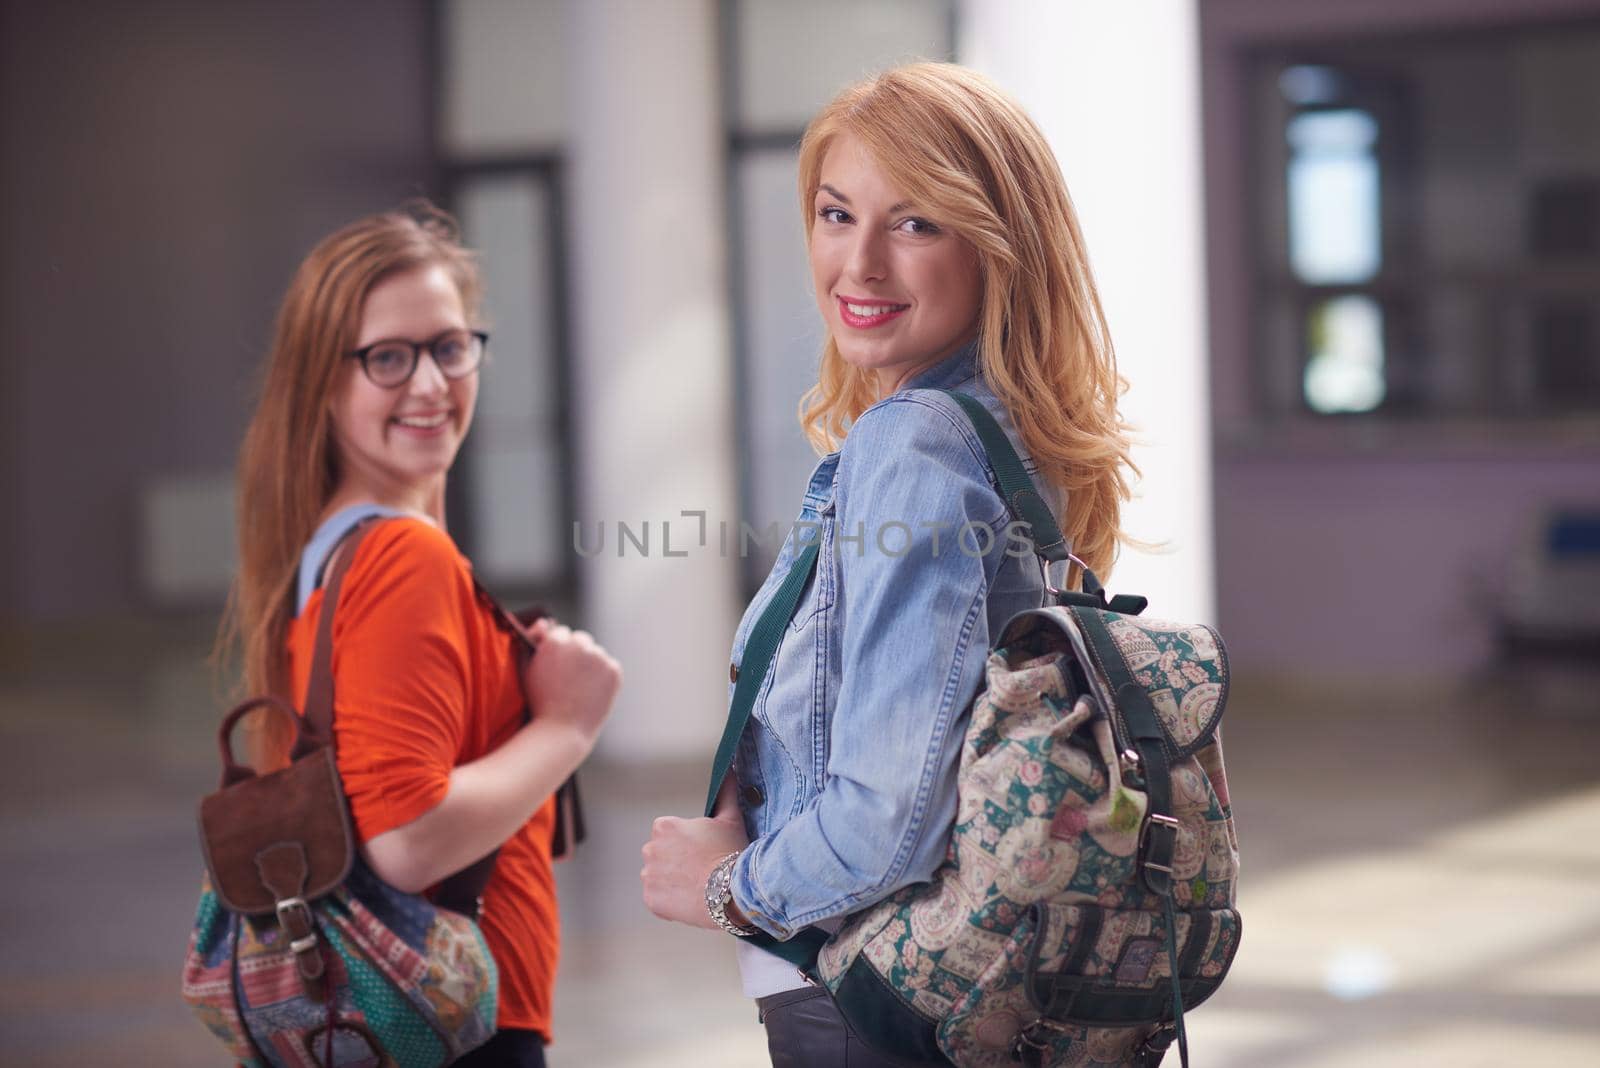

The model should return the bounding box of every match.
[815,598,1240,1067]
[711,391,1240,1067]
[181,519,558,1067]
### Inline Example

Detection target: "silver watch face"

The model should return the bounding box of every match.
[705,853,752,935]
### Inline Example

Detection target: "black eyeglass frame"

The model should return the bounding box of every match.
[345,329,490,388]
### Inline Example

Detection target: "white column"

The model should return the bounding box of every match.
[960,0,1216,624]
[565,0,740,761]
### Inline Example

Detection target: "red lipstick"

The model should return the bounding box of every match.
[837,296,909,329]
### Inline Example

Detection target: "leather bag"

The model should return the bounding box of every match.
[182,522,502,1068]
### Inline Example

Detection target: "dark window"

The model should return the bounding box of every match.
[1251,21,1600,421]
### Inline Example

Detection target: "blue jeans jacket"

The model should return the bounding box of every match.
[729,344,1059,941]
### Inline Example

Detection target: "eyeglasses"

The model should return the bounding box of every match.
[346,329,488,388]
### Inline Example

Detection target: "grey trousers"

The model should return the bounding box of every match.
[757,985,945,1068]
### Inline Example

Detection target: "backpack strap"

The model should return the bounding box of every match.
[705,540,821,819]
[939,390,1148,616]
[294,520,380,755]
[940,390,1068,563]
[468,575,588,863]
[699,539,828,972]
[1071,605,1190,1067]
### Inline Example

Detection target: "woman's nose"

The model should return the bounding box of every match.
[845,229,888,283]
[408,349,450,395]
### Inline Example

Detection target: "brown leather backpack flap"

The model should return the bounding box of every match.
[197,747,355,915]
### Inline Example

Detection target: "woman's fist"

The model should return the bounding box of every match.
[521,618,621,748]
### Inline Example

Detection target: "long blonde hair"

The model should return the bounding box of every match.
[217,202,481,706]
[797,63,1134,580]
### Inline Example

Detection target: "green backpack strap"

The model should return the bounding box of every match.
[941,390,1069,563]
[747,924,829,972]
[705,540,820,818]
[940,389,1147,616]
[1071,606,1190,1065]
[701,538,829,972]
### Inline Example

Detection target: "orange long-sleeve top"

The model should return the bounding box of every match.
[286,517,558,1040]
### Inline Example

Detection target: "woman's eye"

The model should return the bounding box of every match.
[435,336,467,362]
[817,206,851,225]
[898,217,940,235]
[369,345,409,370]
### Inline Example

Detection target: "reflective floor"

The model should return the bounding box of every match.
[2,633,1597,1066]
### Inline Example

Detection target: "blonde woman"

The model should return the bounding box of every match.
[642,64,1133,1065]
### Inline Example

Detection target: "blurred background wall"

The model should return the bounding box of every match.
[6,0,1596,696]
[1,0,436,627]
[2,0,1598,1064]
[1203,0,1600,682]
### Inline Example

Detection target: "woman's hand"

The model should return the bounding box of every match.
[641,778,751,930]
[521,618,622,752]
[363,618,620,894]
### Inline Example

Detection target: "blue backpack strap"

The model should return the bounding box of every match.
[296,503,410,614]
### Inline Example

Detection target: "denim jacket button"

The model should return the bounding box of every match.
[730,662,739,683]
[742,784,765,806]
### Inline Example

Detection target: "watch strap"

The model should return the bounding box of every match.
[705,851,757,937]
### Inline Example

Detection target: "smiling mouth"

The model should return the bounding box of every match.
[838,297,910,328]
[393,413,450,430]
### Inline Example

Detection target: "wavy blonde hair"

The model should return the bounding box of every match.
[797,63,1135,581]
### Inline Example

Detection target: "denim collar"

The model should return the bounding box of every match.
[902,337,981,392]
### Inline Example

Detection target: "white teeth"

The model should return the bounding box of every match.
[846,302,903,317]
[396,413,448,429]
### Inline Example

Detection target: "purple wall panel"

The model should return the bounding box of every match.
[1215,457,1600,674]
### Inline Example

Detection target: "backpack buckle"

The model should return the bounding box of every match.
[275,895,315,935]
[1011,1017,1068,1066]
[1133,1024,1178,1066]
[1138,813,1181,895]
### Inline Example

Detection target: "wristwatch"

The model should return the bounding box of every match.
[705,851,759,937]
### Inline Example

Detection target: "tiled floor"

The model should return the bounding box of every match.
[2,642,1597,1066]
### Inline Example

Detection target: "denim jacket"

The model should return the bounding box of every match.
[728,343,1061,944]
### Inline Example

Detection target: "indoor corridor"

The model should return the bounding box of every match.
[1,630,1596,1066]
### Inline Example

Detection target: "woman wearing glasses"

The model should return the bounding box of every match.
[222,202,620,1067]
[641,64,1134,1065]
